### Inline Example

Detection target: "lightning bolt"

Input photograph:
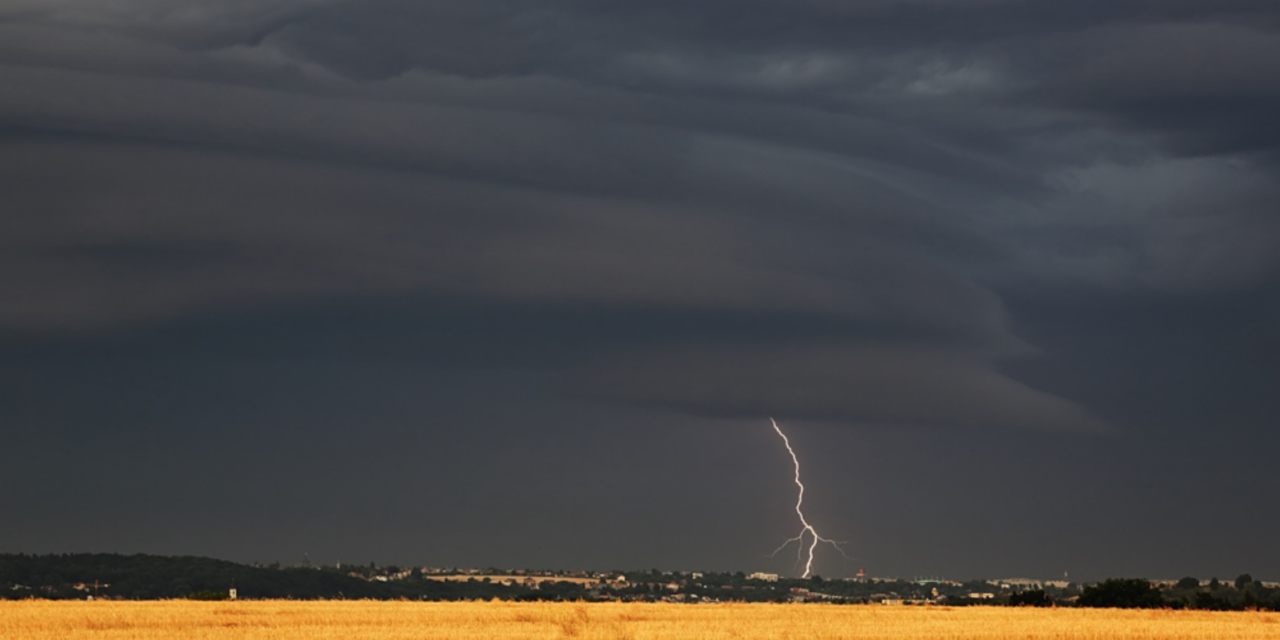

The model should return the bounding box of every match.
[769,417,851,578]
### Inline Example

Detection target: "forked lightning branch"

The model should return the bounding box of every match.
[768,418,852,578]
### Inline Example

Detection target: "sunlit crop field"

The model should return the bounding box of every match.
[3,600,1278,639]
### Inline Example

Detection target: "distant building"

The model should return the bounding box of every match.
[748,572,779,582]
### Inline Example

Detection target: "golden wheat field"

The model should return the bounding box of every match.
[3,600,1278,640]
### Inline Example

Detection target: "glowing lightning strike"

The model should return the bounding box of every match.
[769,417,851,579]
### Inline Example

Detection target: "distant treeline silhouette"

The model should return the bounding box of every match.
[0,554,527,601]
[1080,577,1279,611]
[1,553,1276,609]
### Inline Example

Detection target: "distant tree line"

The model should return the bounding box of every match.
[2,554,1276,609]
[1079,575,1280,611]
[0,554,573,601]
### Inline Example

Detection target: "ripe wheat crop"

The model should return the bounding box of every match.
[3,600,1278,639]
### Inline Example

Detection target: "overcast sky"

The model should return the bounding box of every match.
[2,1,1278,581]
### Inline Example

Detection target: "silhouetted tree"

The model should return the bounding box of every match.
[1194,591,1224,610]
[1009,589,1052,607]
[1078,579,1163,609]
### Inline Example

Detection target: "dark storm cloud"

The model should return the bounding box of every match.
[250,1,1280,80]
[4,0,1280,580]
[2,0,1279,431]
[1009,21,1280,159]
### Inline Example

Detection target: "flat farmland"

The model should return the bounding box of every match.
[3,600,1278,639]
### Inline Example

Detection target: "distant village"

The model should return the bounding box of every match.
[4,553,1277,610]
[335,562,1080,604]
[325,561,1280,608]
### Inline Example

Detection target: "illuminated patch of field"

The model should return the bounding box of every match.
[2,600,1278,639]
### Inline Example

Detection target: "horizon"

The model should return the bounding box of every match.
[4,551,1273,586]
